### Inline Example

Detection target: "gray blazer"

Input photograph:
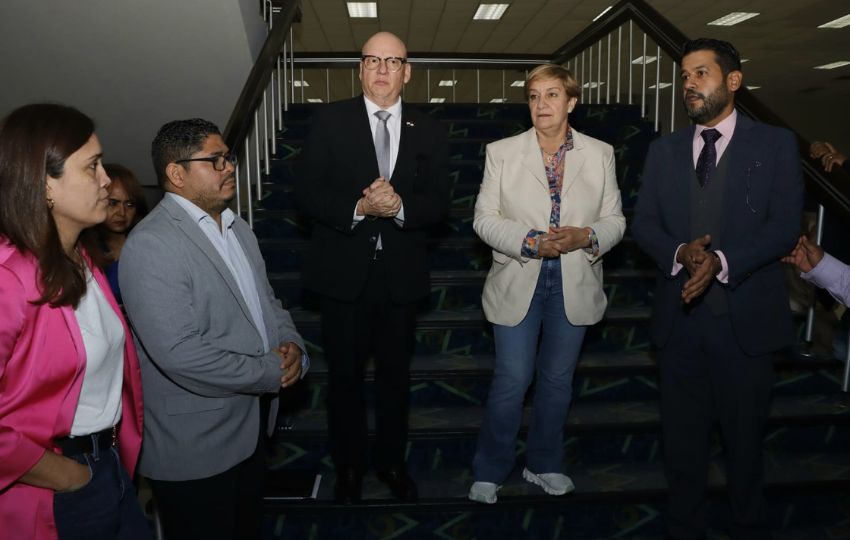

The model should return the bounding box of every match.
[120,195,305,481]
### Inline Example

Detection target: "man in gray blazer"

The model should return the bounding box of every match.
[120,118,306,540]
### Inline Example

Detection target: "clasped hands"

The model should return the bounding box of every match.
[275,342,302,388]
[356,177,401,218]
[538,226,591,258]
[677,234,722,304]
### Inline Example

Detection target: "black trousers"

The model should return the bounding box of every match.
[659,304,774,540]
[321,257,418,471]
[147,435,266,540]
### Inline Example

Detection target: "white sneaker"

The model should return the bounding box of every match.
[468,481,500,504]
[522,468,575,496]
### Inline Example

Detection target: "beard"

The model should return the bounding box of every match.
[684,84,732,125]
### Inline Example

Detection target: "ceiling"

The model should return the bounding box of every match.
[287,0,850,148]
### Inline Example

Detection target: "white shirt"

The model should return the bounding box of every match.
[167,193,270,352]
[71,269,124,436]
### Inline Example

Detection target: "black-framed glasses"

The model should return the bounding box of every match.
[175,153,238,171]
[361,55,407,73]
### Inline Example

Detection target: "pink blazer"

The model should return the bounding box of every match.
[0,239,144,540]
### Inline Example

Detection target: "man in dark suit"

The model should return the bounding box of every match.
[632,39,803,539]
[296,31,449,503]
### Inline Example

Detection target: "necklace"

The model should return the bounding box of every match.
[541,148,558,165]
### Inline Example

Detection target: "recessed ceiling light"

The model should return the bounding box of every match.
[430,98,446,103]
[346,2,377,18]
[593,6,613,22]
[707,12,759,26]
[473,4,509,20]
[293,80,310,87]
[510,80,525,87]
[814,61,850,70]
[438,80,457,87]
[490,98,507,102]
[746,86,761,90]
[582,82,605,89]
[307,98,323,103]
[631,55,657,65]
[741,58,750,63]
[818,13,850,28]
[648,83,672,89]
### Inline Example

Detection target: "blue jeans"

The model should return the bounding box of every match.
[473,258,587,483]
[53,446,151,540]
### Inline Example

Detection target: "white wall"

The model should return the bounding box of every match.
[0,0,268,186]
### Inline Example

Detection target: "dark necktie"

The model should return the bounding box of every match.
[374,110,391,179]
[696,128,721,187]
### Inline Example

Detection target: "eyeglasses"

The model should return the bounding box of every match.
[107,198,137,210]
[361,55,407,73]
[175,153,238,171]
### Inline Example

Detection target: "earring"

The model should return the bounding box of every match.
[47,197,54,210]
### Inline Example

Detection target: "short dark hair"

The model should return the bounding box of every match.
[682,38,742,77]
[0,103,95,307]
[151,118,220,187]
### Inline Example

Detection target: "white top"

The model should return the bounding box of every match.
[71,269,124,435]
[166,193,270,352]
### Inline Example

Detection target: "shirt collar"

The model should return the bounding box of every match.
[695,109,737,143]
[166,192,235,232]
[364,95,402,119]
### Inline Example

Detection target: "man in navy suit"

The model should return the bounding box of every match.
[296,32,449,504]
[632,39,803,539]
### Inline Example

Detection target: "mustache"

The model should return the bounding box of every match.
[685,90,705,100]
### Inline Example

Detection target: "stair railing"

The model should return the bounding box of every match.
[223,0,299,227]
[554,0,850,388]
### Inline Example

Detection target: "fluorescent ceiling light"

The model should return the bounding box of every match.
[438,80,457,87]
[429,98,446,103]
[307,98,323,103]
[707,12,759,26]
[741,58,750,63]
[746,86,761,90]
[293,80,309,87]
[593,6,613,22]
[631,55,657,65]
[819,14,850,28]
[490,98,507,103]
[510,80,525,87]
[473,4,509,20]
[346,2,377,18]
[814,61,850,70]
[648,83,672,89]
[582,82,605,89]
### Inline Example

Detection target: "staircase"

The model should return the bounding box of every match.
[255,103,850,539]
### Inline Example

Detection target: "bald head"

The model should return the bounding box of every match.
[361,31,407,57]
[359,31,411,108]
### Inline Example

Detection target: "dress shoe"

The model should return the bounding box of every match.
[334,467,362,504]
[375,467,418,502]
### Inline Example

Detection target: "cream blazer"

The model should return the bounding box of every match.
[474,127,626,326]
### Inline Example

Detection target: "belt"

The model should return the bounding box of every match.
[55,426,116,456]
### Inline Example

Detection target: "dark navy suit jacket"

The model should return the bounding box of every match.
[632,114,803,356]
[296,96,450,303]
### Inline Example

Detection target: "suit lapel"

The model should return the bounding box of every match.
[720,114,755,238]
[162,197,256,328]
[520,128,549,190]
[561,129,586,197]
[395,103,416,187]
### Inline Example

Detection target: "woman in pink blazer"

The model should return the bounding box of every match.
[0,104,147,540]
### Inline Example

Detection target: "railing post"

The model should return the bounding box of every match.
[805,205,826,342]
[670,61,677,133]
[641,33,647,118]
[606,33,611,104]
[617,25,622,102]
[262,89,270,175]
[269,79,276,155]
[254,111,262,201]
[628,21,633,105]
[244,134,253,227]
[654,46,661,132]
[476,69,480,104]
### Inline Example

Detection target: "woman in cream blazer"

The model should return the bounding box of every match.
[469,65,625,504]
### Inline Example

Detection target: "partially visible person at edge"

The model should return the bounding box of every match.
[783,233,850,307]
[0,103,148,540]
[468,63,625,504]
[82,163,149,304]
[810,140,849,173]
[632,38,803,539]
